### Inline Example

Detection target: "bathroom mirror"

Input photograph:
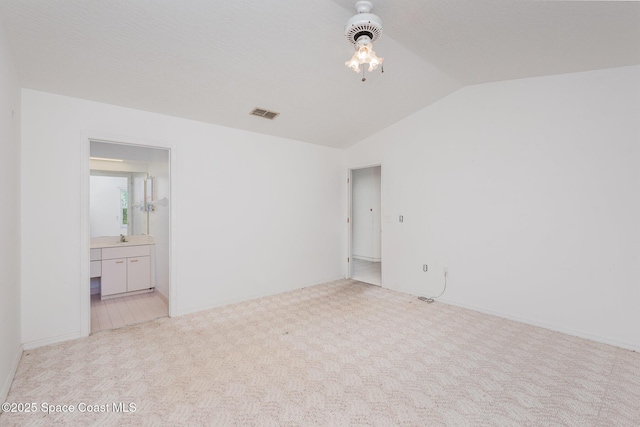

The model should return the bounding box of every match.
[90,171,149,237]
[90,140,169,239]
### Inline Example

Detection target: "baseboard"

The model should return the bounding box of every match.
[436,296,640,353]
[101,288,153,300]
[352,255,381,262]
[1,344,23,406]
[22,331,83,351]
[175,274,346,317]
[380,281,639,353]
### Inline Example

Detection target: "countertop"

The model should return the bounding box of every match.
[91,235,155,249]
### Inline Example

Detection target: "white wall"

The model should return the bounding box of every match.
[0,17,22,403]
[20,89,346,347]
[352,166,381,261]
[346,65,640,351]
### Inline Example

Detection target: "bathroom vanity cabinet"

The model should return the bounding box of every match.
[90,237,155,299]
[101,245,152,297]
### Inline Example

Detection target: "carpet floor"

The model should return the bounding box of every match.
[1,279,639,426]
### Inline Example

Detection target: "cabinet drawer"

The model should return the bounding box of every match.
[101,245,151,260]
[90,248,102,261]
[90,261,102,278]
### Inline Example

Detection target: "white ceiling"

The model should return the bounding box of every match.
[1,1,638,148]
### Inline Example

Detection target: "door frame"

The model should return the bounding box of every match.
[80,133,175,337]
[347,163,382,284]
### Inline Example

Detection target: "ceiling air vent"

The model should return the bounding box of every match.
[250,107,280,120]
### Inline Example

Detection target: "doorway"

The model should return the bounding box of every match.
[349,165,382,285]
[87,140,171,334]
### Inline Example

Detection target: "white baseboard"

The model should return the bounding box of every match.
[1,344,23,406]
[100,288,153,300]
[175,274,346,317]
[380,282,639,353]
[352,255,381,262]
[436,296,640,353]
[22,331,83,351]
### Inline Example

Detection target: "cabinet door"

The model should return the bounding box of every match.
[102,258,127,296]
[127,256,151,292]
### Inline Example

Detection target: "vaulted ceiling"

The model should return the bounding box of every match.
[1,1,638,148]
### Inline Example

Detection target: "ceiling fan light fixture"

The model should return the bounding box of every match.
[344,1,384,80]
[345,56,361,73]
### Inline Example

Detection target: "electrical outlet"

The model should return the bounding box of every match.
[399,215,403,223]
[423,264,428,272]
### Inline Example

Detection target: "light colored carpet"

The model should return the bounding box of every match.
[1,279,639,426]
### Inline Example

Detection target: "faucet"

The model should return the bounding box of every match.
[120,234,128,243]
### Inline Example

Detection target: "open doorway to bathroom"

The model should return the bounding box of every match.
[88,140,171,333]
[348,165,382,286]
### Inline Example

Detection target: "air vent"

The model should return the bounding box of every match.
[250,107,280,120]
